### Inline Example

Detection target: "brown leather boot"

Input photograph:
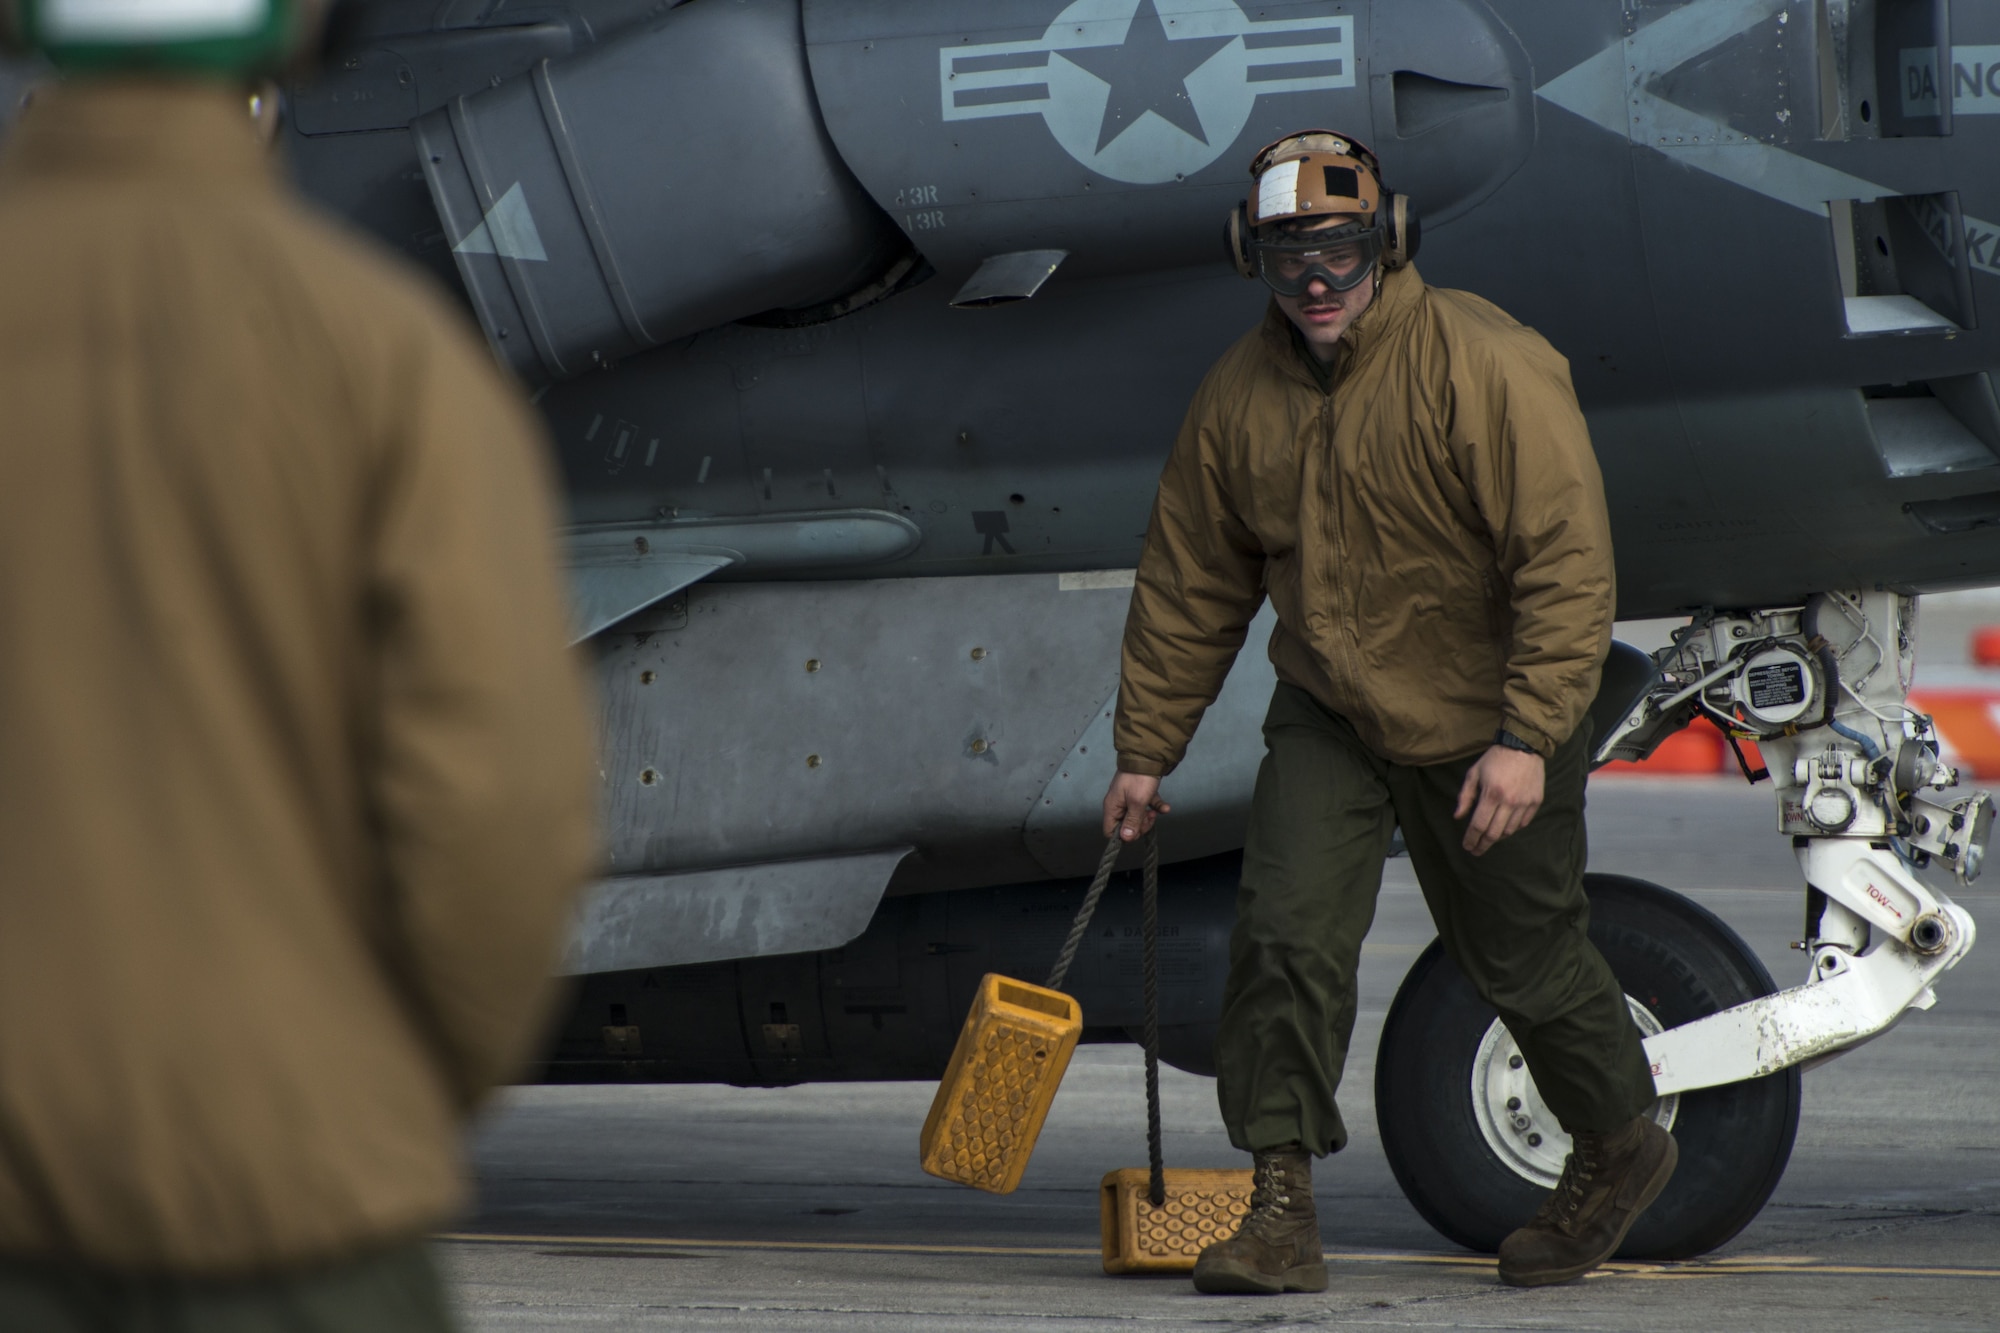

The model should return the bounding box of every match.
[1497,1116,1679,1287]
[1191,1144,1327,1295]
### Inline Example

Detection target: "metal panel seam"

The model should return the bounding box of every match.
[530,59,655,344]
[450,91,567,374]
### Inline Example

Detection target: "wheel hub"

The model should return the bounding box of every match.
[1468,997,1680,1189]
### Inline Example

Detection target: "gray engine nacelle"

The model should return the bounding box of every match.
[414,0,907,382]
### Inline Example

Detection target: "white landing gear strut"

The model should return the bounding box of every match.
[1375,589,1986,1259]
[1600,590,1988,1096]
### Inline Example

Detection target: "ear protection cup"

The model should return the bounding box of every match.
[1382,192,1422,268]
[1225,201,1256,279]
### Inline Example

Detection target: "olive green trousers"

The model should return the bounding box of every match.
[0,1240,454,1333]
[1217,683,1657,1156]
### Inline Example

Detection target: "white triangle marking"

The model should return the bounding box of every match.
[1535,0,1890,219]
[453,182,548,262]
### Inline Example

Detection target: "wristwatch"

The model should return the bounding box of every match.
[1493,728,1538,755]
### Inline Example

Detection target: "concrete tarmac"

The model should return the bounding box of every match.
[445,777,2000,1330]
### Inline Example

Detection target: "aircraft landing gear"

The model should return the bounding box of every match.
[1379,590,1986,1259]
[1374,874,1801,1258]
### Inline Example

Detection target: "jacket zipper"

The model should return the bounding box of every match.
[1320,355,1361,699]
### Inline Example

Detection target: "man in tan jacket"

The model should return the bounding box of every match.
[1101,132,1673,1294]
[0,3,597,1327]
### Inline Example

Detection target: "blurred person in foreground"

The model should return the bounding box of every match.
[0,1,598,1327]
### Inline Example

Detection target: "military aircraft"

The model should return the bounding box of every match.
[21,0,1999,1263]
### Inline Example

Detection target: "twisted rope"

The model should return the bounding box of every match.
[1044,834,1125,991]
[1140,830,1165,1208]
[1042,831,1169,1208]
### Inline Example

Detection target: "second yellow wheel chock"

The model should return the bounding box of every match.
[918,831,1252,1273]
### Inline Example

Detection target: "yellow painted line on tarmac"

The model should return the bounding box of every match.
[1598,1262,2000,1281]
[440,1231,1100,1258]
[438,1232,2000,1279]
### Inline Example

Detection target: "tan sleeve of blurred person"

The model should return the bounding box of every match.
[363,319,600,1114]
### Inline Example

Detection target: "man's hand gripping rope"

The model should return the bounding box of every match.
[1104,772,1172,842]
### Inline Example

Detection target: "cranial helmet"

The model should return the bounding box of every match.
[1224,130,1420,293]
[0,0,308,76]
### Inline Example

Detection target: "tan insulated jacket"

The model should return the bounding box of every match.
[0,81,598,1273]
[1115,265,1613,773]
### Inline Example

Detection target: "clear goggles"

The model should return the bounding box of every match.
[1250,226,1381,296]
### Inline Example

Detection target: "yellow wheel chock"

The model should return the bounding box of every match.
[1099,1167,1255,1273]
[918,973,1081,1194]
[919,832,1251,1273]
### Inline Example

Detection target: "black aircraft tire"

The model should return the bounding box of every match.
[1374,873,1802,1260]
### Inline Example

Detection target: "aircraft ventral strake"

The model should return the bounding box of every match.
[10,0,1983,1262]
